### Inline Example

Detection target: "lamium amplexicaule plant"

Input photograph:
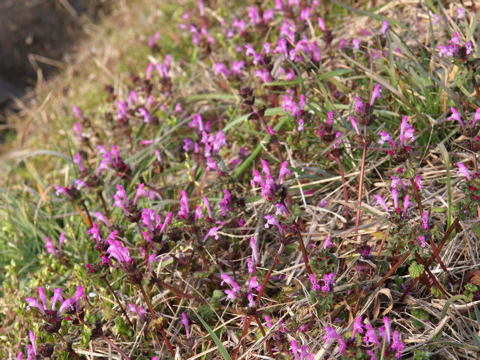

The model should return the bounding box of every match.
[4,1,480,359]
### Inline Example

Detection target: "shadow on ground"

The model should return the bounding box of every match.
[0,0,109,137]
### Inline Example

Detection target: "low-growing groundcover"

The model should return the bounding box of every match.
[2,0,480,359]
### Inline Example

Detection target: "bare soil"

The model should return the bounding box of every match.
[0,0,108,107]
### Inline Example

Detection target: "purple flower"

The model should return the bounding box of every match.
[214,62,230,77]
[73,153,86,172]
[221,273,241,295]
[181,312,190,338]
[418,235,426,248]
[318,17,326,31]
[383,316,391,343]
[370,84,382,106]
[449,107,464,128]
[363,323,381,347]
[403,194,413,218]
[374,194,389,213]
[72,105,84,121]
[248,5,261,25]
[264,214,283,234]
[138,107,152,123]
[473,108,480,128]
[178,190,190,219]
[128,304,147,321]
[203,227,219,242]
[291,339,299,360]
[263,9,274,23]
[26,286,74,317]
[45,237,57,256]
[278,161,291,184]
[381,20,389,36]
[352,316,364,339]
[323,326,340,344]
[255,68,272,83]
[107,240,134,265]
[350,116,360,135]
[309,274,321,292]
[391,331,405,358]
[231,61,245,75]
[457,162,471,180]
[422,211,429,230]
[321,273,335,292]
[113,185,130,215]
[94,212,111,227]
[250,236,258,263]
[87,223,101,243]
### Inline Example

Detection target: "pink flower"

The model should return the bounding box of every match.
[214,62,230,77]
[381,20,389,36]
[248,5,261,25]
[250,236,258,263]
[45,237,57,256]
[203,227,219,242]
[374,194,389,212]
[278,161,291,184]
[457,162,471,180]
[473,108,480,128]
[321,273,335,292]
[291,339,299,360]
[391,331,405,358]
[383,316,391,343]
[309,274,321,292]
[264,214,283,234]
[422,211,429,230]
[72,105,84,121]
[323,236,335,249]
[181,313,190,338]
[352,316,364,339]
[73,153,86,172]
[449,107,464,128]
[318,17,325,31]
[350,116,360,135]
[178,190,190,219]
[128,304,147,321]
[418,235,426,248]
[231,61,245,75]
[221,273,241,292]
[370,84,382,106]
[107,240,134,265]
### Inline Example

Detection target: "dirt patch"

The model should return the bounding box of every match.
[0,0,108,107]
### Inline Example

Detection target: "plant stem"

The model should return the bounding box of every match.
[354,132,368,242]
[138,283,175,357]
[98,191,111,220]
[295,224,312,275]
[254,314,275,358]
[399,201,471,302]
[56,333,83,360]
[232,244,283,360]
[334,155,349,226]
[371,251,410,291]
[101,335,133,360]
[103,277,135,330]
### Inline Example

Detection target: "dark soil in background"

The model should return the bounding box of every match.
[0,0,109,139]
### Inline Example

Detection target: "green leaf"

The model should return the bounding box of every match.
[193,309,232,360]
[408,261,425,278]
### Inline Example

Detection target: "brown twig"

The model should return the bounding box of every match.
[103,276,135,330]
[371,251,410,291]
[295,224,313,275]
[354,132,368,242]
[232,245,284,360]
[399,201,471,302]
[138,283,176,357]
